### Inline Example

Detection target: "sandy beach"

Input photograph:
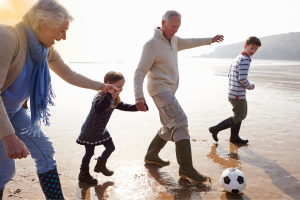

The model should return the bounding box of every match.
[3,58,300,200]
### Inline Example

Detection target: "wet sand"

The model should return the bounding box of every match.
[3,62,300,199]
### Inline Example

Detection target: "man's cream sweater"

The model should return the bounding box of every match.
[0,22,103,139]
[134,28,212,100]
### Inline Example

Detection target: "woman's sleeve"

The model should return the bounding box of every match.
[48,47,103,91]
[93,93,113,115]
[116,102,149,111]
[0,28,18,139]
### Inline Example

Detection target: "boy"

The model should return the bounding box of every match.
[209,36,261,144]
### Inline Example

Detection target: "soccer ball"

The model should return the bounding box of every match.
[220,168,246,194]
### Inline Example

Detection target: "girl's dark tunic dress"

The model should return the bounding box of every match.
[76,91,139,146]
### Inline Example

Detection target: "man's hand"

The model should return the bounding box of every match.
[251,84,255,90]
[136,98,147,112]
[212,35,224,43]
[100,84,119,99]
[2,134,30,159]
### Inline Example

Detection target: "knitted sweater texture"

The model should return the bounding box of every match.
[134,28,212,100]
[0,22,103,139]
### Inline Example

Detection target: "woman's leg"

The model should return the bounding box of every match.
[10,107,64,199]
[0,140,16,193]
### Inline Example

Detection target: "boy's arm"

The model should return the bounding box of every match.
[238,59,252,90]
[92,93,113,114]
[116,102,149,112]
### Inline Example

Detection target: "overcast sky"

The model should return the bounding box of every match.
[1,0,300,62]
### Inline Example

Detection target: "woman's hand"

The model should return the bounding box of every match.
[2,134,30,159]
[100,84,119,99]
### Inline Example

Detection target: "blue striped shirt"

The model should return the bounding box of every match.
[228,54,252,99]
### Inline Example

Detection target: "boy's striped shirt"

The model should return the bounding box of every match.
[228,54,252,99]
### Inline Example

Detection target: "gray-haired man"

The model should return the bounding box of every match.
[134,10,224,183]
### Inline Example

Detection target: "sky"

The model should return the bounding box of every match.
[0,0,300,62]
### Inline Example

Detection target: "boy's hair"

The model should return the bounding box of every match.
[245,36,261,47]
[95,71,124,110]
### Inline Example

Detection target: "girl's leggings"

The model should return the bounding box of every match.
[81,138,115,169]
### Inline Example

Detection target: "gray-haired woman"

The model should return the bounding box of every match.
[0,0,117,199]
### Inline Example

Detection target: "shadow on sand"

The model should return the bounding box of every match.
[145,164,212,199]
[207,142,300,199]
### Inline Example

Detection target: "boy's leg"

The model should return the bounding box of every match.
[209,98,247,142]
[94,138,114,176]
[230,100,248,143]
[11,107,64,199]
[79,145,97,184]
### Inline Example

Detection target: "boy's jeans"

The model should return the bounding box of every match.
[228,97,248,125]
[0,107,56,191]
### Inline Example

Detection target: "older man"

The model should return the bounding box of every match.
[134,10,224,183]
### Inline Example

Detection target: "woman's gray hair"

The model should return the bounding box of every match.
[162,10,181,24]
[23,0,74,31]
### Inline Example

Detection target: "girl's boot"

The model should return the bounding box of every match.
[94,157,114,176]
[37,167,64,200]
[175,139,208,183]
[144,134,170,165]
[209,118,235,142]
[78,168,97,185]
[230,121,248,144]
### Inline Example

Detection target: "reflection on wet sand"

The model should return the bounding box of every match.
[77,181,114,199]
[208,142,300,199]
[207,143,246,170]
[145,164,212,199]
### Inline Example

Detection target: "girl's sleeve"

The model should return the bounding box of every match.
[93,93,113,114]
[116,102,149,111]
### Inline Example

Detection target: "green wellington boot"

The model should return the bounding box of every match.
[144,134,170,165]
[175,139,208,183]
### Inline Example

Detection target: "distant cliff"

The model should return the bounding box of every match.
[198,32,300,60]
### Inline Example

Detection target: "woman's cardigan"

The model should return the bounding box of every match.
[0,22,103,138]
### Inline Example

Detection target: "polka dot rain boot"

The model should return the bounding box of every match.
[37,167,64,200]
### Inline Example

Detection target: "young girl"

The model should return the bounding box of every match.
[76,71,148,184]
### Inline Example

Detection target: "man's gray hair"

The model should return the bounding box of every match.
[162,10,181,24]
[23,0,74,31]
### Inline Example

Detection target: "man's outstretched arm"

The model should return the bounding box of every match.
[177,35,224,51]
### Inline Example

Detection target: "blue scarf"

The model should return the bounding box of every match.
[24,24,55,136]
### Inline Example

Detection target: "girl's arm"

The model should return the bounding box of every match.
[93,93,113,114]
[116,102,149,112]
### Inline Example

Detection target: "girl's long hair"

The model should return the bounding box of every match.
[95,71,124,110]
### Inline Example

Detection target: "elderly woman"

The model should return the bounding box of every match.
[0,0,117,199]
